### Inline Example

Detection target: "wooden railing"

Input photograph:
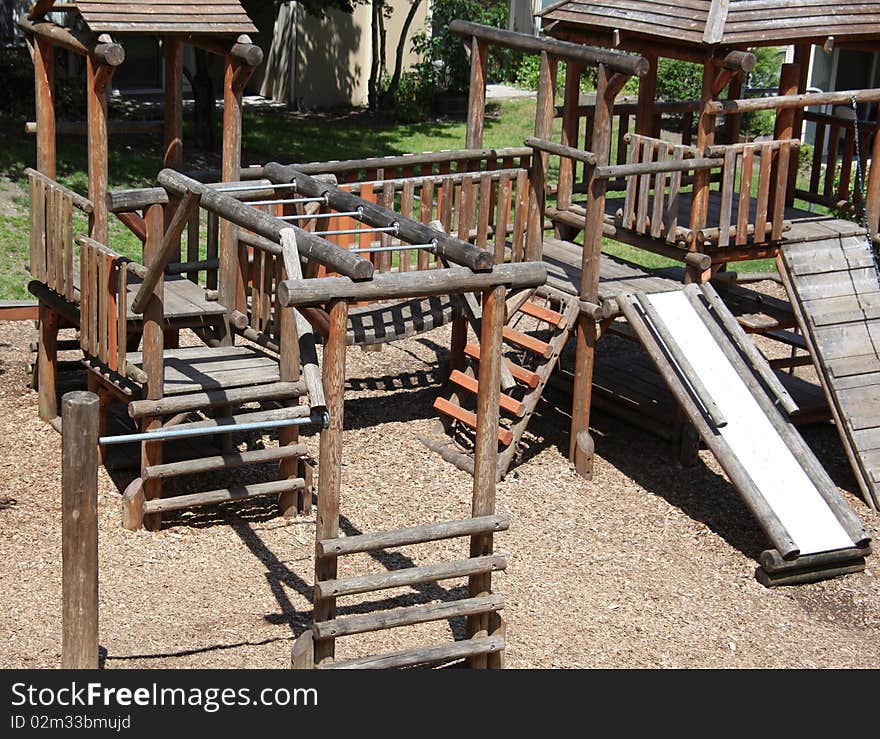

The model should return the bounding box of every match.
[797,110,878,211]
[27,168,93,303]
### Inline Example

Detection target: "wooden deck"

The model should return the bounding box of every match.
[125,345,280,395]
[779,235,880,509]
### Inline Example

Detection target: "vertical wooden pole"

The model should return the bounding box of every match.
[278,293,303,517]
[142,204,165,531]
[787,46,812,206]
[527,52,558,260]
[635,52,658,137]
[465,37,488,149]
[866,103,880,238]
[467,284,505,668]
[37,302,58,421]
[721,73,744,145]
[558,61,584,214]
[770,63,800,221]
[163,37,184,169]
[314,298,348,666]
[687,61,718,283]
[86,58,110,244]
[219,56,246,325]
[34,37,56,178]
[570,63,618,477]
[61,391,99,669]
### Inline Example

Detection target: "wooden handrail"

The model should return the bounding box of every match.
[131,191,201,314]
[25,168,93,213]
[595,158,722,180]
[449,20,648,77]
[292,147,533,176]
[705,88,880,115]
[525,138,598,166]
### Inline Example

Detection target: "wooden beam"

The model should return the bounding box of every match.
[86,58,112,244]
[465,37,489,149]
[635,52,657,136]
[163,37,183,169]
[34,36,55,178]
[18,17,124,65]
[527,51,557,259]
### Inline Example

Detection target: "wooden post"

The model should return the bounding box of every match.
[37,302,58,421]
[569,64,625,477]
[770,63,800,221]
[721,73,744,145]
[219,55,246,322]
[61,391,99,669]
[635,52,658,137]
[163,37,184,169]
[278,272,303,517]
[467,284,505,668]
[86,57,112,244]
[526,52,557,260]
[314,298,348,666]
[465,37,488,149]
[866,103,880,239]
[687,61,718,283]
[34,37,55,178]
[787,46,812,206]
[557,61,584,217]
[142,204,165,531]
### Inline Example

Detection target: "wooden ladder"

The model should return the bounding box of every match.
[291,513,509,669]
[422,290,580,479]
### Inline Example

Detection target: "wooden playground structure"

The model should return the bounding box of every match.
[15,1,880,667]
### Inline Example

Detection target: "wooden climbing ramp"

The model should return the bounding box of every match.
[618,284,871,586]
[778,236,880,510]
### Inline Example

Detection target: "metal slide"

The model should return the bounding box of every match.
[618,284,871,586]
[779,235,880,510]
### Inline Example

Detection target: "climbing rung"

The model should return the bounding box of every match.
[464,344,539,388]
[317,635,505,670]
[317,514,510,556]
[314,554,507,599]
[312,593,504,640]
[518,300,566,328]
[142,444,308,480]
[449,370,525,416]
[433,397,514,446]
[143,478,305,514]
[502,326,553,358]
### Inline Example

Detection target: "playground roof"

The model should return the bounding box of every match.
[72,0,257,36]
[539,0,880,49]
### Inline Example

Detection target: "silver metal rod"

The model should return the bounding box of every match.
[213,182,299,193]
[99,413,328,445]
[349,243,436,253]
[312,226,398,237]
[245,196,329,206]
[278,210,360,221]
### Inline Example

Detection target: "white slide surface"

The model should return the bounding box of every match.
[646,291,855,556]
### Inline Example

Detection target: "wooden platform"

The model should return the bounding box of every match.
[779,235,880,509]
[125,345,280,396]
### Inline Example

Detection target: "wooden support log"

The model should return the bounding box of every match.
[183,34,264,68]
[449,20,647,76]
[718,50,756,74]
[525,137,598,165]
[263,163,494,272]
[279,262,547,307]
[290,631,314,670]
[319,635,505,670]
[127,381,307,419]
[756,560,866,587]
[315,554,507,599]
[144,478,305,515]
[313,594,504,640]
[131,190,201,314]
[27,119,165,137]
[157,169,373,280]
[595,157,722,180]
[317,514,510,557]
[18,17,125,65]
[61,391,99,668]
[706,88,880,116]
[142,445,308,481]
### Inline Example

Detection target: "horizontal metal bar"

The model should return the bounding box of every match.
[278,210,360,221]
[99,412,329,445]
[245,196,329,206]
[349,243,436,253]
[312,225,399,237]
[215,182,298,193]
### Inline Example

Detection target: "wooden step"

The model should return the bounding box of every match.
[449,370,525,417]
[318,635,505,670]
[433,397,514,446]
[317,514,510,556]
[502,326,553,358]
[313,594,504,640]
[314,554,507,599]
[518,300,566,328]
[142,478,305,514]
[142,444,308,480]
[464,344,540,388]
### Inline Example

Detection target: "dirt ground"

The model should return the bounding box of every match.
[1,308,879,669]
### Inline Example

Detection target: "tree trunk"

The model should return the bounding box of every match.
[380,0,424,109]
[368,0,381,109]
